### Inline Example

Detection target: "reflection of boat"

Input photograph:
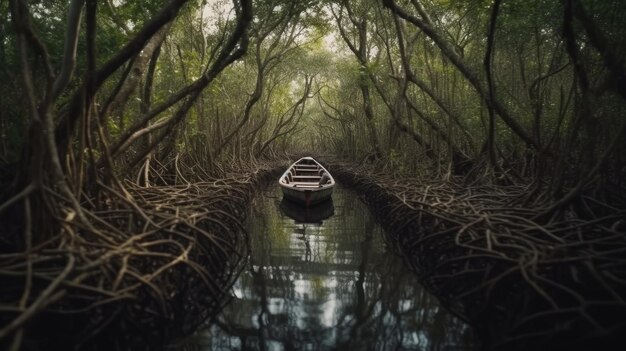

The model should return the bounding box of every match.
[279,198,335,223]
[278,156,335,206]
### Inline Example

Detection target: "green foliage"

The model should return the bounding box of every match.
[105,0,172,24]
[387,148,407,175]
[1,0,623,186]
[0,1,24,162]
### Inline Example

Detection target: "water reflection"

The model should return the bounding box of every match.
[279,198,335,224]
[180,184,473,350]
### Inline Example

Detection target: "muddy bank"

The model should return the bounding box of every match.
[323,159,626,351]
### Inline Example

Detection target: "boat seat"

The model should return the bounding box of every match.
[292,182,322,187]
[292,175,320,179]
[295,168,318,172]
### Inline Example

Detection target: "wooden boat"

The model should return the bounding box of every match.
[279,157,335,206]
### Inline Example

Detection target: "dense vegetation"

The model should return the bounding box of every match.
[1,0,625,204]
[0,0,625,349]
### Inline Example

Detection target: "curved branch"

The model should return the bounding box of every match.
[383,0,541,150]
[484,0,502,167]
[108,0,252,159]
[50,0,85,101]
[55,0,192,150]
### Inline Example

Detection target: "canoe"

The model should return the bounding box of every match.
[278,157,335,206]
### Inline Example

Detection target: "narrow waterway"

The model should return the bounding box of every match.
[181,183,473,350]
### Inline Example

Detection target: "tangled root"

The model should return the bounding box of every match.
[0,160,285,350]
[326,159,626,350]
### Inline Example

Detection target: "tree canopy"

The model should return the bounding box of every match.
[0,0,624,242]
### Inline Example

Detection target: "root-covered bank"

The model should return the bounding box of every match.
[0,161,284,350]
[325,159,626,350]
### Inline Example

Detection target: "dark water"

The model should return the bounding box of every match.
[180,184,473,350]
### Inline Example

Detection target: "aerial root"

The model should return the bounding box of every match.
[0,159,286,349]
[325,158,626,349]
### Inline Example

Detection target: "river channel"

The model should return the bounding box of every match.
[180,183,474,350]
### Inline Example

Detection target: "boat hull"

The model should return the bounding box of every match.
[281,186,333,206]
[278,157,335,207]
